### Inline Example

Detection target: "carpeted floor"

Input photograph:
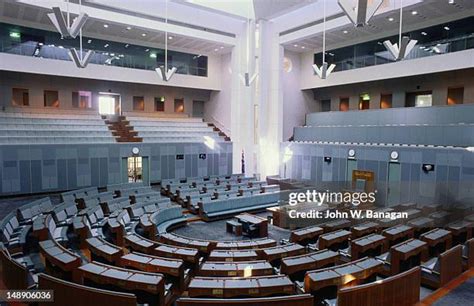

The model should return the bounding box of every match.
[173,211,291,243]
[432,277,474,306]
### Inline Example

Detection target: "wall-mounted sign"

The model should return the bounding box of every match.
[199,154,207,160]
[176,154,184,160]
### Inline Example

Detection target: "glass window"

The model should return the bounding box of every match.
[12,88,29,106]
[133,96,145,111]
[72,91,92,108]
[380,93,393,109]
[174,99,184,113]
[321,99,331,112]
[339,97,349,112]
[44,90,59,107]
[447,87,464,105]
[406,91,432,107]
[155,97,165,112]
[359,93,370,110]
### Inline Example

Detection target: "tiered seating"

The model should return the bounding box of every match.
[0,110,114,144]
[126,116,227,143]
[295,105,474,147]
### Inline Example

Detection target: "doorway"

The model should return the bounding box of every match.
[127,156,142,182]
[98,93,120,115]
[387,162,401,206]
[192,100,205,118]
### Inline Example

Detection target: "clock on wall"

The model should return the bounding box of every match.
[131,147,140,155]
[390,151,399,160]
[348,149,356,157]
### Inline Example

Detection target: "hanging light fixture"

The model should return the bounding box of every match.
[338,0,383,27]
[312,0,336,79]
[155,0,177,82]
[239,0,257,87]
[48,0,89,39]
[383,0,417,61]
[68,0,93,68]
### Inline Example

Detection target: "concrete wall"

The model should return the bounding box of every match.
[0,71,212,117]
[309,69,474,112]
[282,50,318,140]
[204,53,232,137]
[0,142,233,196]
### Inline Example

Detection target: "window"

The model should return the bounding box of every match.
[447,87,464,105]
[174,98,184,113]
[155,97,165,112]
[359,93,370,110]
[321,99,331,112]
[44,90,59,107]
[12,88,29,106]
[72,91,92,109]
[98,95,116,115]
[133,96,145,111]
[380,93,392,109]
[405,91,432,107]
[339,97,349,112]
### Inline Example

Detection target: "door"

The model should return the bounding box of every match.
[142,157,149,185]
[192,100,204,118]
[346,159,357,187]
[127,156,143,183]
[98,93,121,115]
[387,162,401,206]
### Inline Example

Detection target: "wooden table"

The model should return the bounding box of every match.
[351,221,379,238]
[198,260,273,277]
[382,225,414,246]
[188,275,294,298]
[351,234,387,260]
[420,228,452,257]
[226,220,243,236]
[280,249,339,278]
[317,229,351,251]
[390,238,428,275]
[208,250,259,262]
[235,213,268,238]
[289,226,323,245]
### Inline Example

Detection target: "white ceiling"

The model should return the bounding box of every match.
[282,0,474,53]
[0,0,235,55]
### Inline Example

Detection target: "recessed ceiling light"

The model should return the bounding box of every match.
[343,30,348,34]
[142,33,147,37]
[444,26,450,31]
[388,17,394,21]
[126,26,132,30]
[58,46,64,49]
[301,46,305,49]
[110,53,115,56]
[220,46,224,49]
[329,53,334,56]
[103,24,109,28]
[294,44,298,47]
[38,42,43,46]
[9,32,20,38]
[168,36,173,40]
[421,31,427,36]
[104,44,109,48]
[214,48,219,51]
[87,39,92,43]
[125,44,129,48]
[448,0,455,4]
[150,53,157,58]
[145,48,149,52]
[411,10,418,15]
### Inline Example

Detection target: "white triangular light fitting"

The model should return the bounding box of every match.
[69,48,93,68]
[156,0,177,82]
[47,7,89,38]
[383,37,417,61]
[312,62,336,79]
[239,72,258,87]
[155,66,177,82]
[338,0,383,27]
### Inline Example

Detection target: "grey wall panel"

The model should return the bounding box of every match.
[57,159,68,190]
[90,158,100,187]
[99,157,108,187]
[67,159,77,189]
[191,154,198,178]
[168,156,176,179]
[31,160,42,193]
[19,160,31,194]
[160,156,169,180]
